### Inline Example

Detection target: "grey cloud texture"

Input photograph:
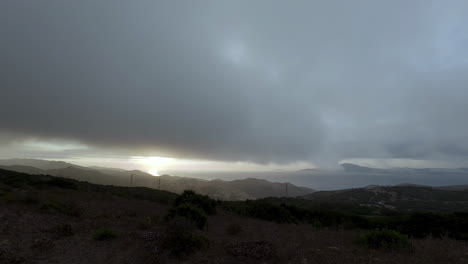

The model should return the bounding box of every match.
[1,0,468,165]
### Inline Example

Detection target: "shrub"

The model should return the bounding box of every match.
[244,201,295,223]
[45,177,78,189]
[175,190,217,215]
[166,203,207,230]
[92,228,117,241]
[162,218,208,257]
[357,229,414,251]
[226,223,243,235]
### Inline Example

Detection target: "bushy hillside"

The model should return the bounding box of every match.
[301,185,468,213]
[3,168,468,264]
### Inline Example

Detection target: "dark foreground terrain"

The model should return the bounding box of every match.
[2,169,468,264]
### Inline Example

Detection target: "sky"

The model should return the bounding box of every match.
[1,0,468,174]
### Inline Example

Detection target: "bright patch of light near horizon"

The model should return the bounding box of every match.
[130,156,315,172]
[132,156,176,171]
[148,168,160,176]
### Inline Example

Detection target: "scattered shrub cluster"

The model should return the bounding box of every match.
[109,186,176,204]
[224,200,293,223]
[162,217,208,257]
[0,168,177,205]
[44,177,77,189]
[166,190,217,230]
[166,203,207,230]
[368,212,468,240]
[0,169,76,190]
[223,200,468,241]
[357,229,414,251]
[174,190,217,215]
[163,190,214,257]
[223,200,369,228]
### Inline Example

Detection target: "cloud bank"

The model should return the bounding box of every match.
[1,0,468,165]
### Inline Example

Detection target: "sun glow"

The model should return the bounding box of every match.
[148,168,160,176]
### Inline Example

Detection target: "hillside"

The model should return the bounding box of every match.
[0,159,314,200]
[301,185,468,213]
[0,159,85,170]
[3,168,468,264]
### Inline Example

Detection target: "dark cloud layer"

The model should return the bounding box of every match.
[1,0,468,165]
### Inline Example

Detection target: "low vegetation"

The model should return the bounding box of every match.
[357,229,414,251]
[4,168,468,263]
[174,190,217,215]
[162,190,217,256]
[162,217,209,257]
[223,200,369,228]
[166,203,208,230]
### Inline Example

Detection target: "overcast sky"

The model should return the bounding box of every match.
[1,0,468,171]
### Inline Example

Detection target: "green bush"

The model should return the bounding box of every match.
[357,229,413,250]
[175,190,217,215]
[162,218,208,257]
[166,203,207,230]
[92,228,117,241]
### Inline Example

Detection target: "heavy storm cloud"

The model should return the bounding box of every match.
[1,0,468,166]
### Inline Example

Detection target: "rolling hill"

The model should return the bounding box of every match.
[301,185,468,212]
[0,159,314,200]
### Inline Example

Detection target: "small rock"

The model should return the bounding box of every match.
[327,246,340,252]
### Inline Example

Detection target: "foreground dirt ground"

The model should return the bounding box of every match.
[2,187,468,264]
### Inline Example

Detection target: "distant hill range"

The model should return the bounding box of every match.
[340,163,468,175]
[0,159,314,200]
[301,183,468,212]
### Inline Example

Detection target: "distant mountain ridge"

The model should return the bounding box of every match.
[0,159,314,200]
[340,163,468,175]
[340,163,388,173]
[0,158,86,170]
[301,184,468,212]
